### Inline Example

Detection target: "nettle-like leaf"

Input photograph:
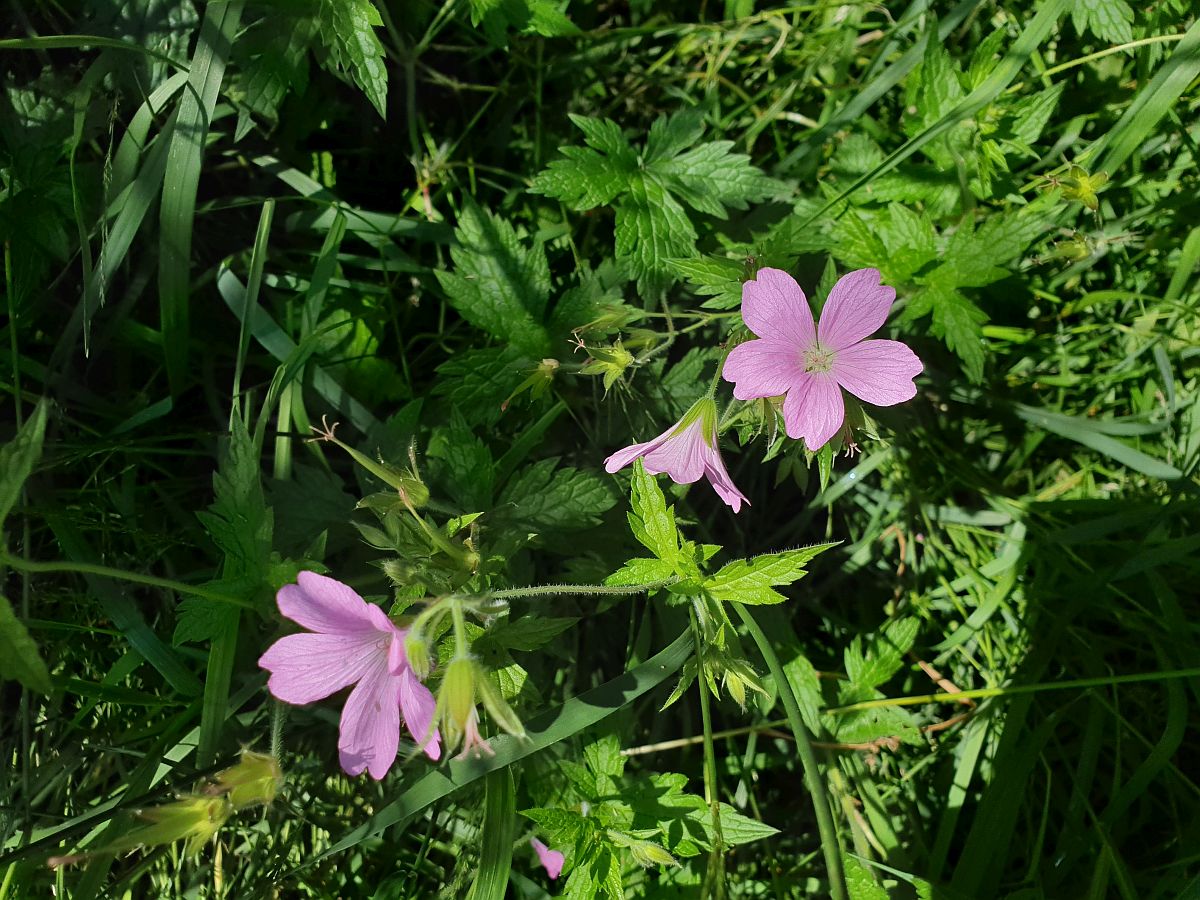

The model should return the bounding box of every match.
[178,419,273,645]
[0,399,48,535]
[901,194,1056,382]
[844,618,920,690]
[469,0,579,46]
[315,0,388,118]
[703,544,836,606]
[532,109,781,295]
[1071,0,1134,45]
[844,854,891,900]
[426,411,496,511]
[830,618,923,747]
[435,201,553,357]
[433,346,531,428]
[497,458,617,533]
[0,591,52,694]
[233,11,314,137]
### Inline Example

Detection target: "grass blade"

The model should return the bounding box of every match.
[157,0,243,392]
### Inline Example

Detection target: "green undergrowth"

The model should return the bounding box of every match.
[2,1,1199,898]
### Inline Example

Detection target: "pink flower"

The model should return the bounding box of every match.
[457,707,496,760]
[531,836,565,879]
[722,267,922,451]
[603,397,749,512]
[258,572,440,779]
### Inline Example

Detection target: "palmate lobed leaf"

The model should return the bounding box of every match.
[532,109,781,294]
[704,544,837,605]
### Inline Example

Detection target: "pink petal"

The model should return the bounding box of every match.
[722,338,804,400]
[338,656,402,780]
[398,668,441,761]
[604,432,670,474]
[641,420,707,484]
[782,374,844,451]
[816,269,896,351]
[833,340,923,406]
[741,268,816,347]
[278,572,395,636]
[704,452,749,513]
[258,632,385,705]
[531,837,565,880]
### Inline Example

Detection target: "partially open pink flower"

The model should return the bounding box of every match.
[722,267,922,451]
[531,836,565,879]
[604,397,749,512]
[258,572,440,779]
[456,707,496,760]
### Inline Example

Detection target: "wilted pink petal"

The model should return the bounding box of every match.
[604,398,748,512]
[741,267,816,346]
[531,837,565,879]
[816,268,896,351]
[339,656,402,780]
[398,668,441,761]
[832,340,922,405]
[259,632,384,705]
[782,374,843,451]
[724,267,921,452]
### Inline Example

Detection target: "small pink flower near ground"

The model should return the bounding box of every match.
[531,836,565,879]
[604,397,749,512]
[722,267,923,451]
[258,571,440,780]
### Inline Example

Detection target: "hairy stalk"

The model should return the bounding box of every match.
[690,605,726,900]
[270,701,286,763]
[735,604,846,900]
[443,578,679,607]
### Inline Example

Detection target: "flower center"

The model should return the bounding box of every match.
[802,343,835,374]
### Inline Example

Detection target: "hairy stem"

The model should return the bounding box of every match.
[691,604,726,900]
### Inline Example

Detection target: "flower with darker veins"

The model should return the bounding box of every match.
[722,267,922,451]
[259,571,440,779]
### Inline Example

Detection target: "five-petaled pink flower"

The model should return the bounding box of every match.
[722,267,922,451]
[259,571,440,779]
[604,397,749,513]
[531,836,565,879]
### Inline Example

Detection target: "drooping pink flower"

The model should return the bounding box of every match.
[258,571,440,779]
[531,836,565,879]
[722,267,922,451]
[456,707,496,760]
[604,397,749,512]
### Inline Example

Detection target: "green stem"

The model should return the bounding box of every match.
[270,700,286,762]
[829,666,1200,712]
[735,604,846,900]
[0,553,256,609]
[451,578,679,604]
[690,605,726,900]
[450,599,469,650]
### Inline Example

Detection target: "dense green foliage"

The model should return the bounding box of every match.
[2,1,1199,897]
